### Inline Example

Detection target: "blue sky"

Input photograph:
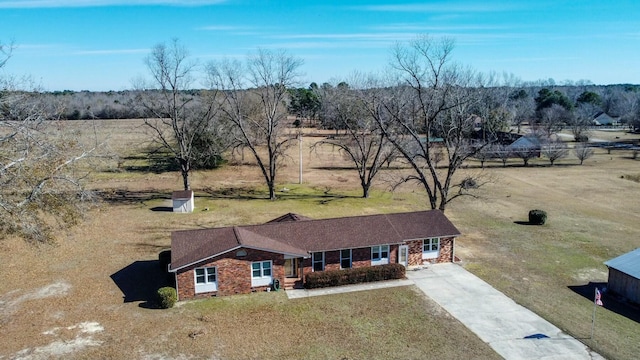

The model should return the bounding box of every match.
[1,0,639,91]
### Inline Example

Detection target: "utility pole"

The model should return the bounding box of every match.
[298,132,303,184]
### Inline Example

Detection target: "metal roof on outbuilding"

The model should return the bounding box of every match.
[604,248,640,279]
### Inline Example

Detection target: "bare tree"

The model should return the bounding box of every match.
[135,39,224,191]
[207,49,303,200]
[537,104,572,135]
[473,145,493,168]
[508,88,535,133]
[574,143,594,165]
[374,35,487,211]
[1,47,101,242]
[313,76,396,198]
[571,102,598,141]
[493,143,512,167]
[541,139,569,165]
[0,40,12,69]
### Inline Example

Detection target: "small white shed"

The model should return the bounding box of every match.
[172,190,194,213]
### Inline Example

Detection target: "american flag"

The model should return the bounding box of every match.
[595,288,603,306]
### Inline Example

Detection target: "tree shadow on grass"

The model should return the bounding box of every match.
[568,281,640,324]
[110,260,173,309]
[98,186,358,209]
[97,189,170,205]
[201,186,355,203]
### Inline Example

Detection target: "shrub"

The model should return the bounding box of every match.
[157,287,177,309]
[528,209,547,225]
[575,134,589,142]
[304,263,405,289]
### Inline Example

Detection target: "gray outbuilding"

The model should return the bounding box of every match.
[604,248,640,304]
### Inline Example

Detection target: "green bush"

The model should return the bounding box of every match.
[304,263,405,289]
[528,209,547,225]
[157,287,177,309]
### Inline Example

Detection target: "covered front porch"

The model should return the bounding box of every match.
[283,256,305,290]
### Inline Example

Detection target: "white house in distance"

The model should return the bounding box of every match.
[172,190,194,213]
[604,248,640,304]
[593,113,619,126]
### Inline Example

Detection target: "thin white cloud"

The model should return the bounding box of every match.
[261,41,388,50]
[358,2,524,13]
[74,48,149,55]
[371,23,510,32]
[0,0,226,8]
[14,43,60,50]
[484,56,581,63]
[198,25,252,31]
[268,33,413,41]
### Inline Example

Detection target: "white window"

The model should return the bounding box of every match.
[371,245,389,266]
[251,261,272,287]
[194,266,217,293]
[312,252,324,272]
[423,238,440,259]
[340,249,352,269]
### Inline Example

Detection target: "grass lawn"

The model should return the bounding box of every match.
[447,160,640,360]
[166,287,500,360]
[1,120,639,359]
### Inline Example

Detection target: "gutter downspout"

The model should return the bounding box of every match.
[169,263,180,301]
[452,237,456,263]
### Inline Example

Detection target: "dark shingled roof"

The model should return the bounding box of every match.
[170,210,460,271]
[266,213,312,223]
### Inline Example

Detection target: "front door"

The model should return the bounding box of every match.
[398,245,409,267]
[284,258,298,277]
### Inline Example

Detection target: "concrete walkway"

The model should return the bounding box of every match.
[406,263,604,360]
[285,279,413,299]
[285,264,603,359]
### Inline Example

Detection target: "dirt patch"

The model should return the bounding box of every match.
[12,322,104,360]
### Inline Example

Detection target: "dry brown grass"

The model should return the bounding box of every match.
[1,119,639,359]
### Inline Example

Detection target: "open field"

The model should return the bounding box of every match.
[1,119,640,359]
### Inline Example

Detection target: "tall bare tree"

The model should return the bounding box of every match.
[372,35,487,211]
[1,45,100,242]
[314,76,396,198]
[207,49,303,200]
[135,39,224,191]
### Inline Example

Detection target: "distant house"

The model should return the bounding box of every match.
[169,210,460,300]
[507,135,542,156]
[604,248,640,304]
[593,113,619,126]
[172,190,194,213]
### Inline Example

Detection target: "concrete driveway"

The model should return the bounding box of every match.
[407,263,604,360]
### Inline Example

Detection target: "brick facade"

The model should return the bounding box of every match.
[405,237,455,266]
[175,247,285,300]
[300,245,399,282]
[175,238,455,300]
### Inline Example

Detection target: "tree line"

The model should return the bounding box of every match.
[2,36,640,242]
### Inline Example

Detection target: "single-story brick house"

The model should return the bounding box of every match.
[169,210,460,300]
[604,248,640,304]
